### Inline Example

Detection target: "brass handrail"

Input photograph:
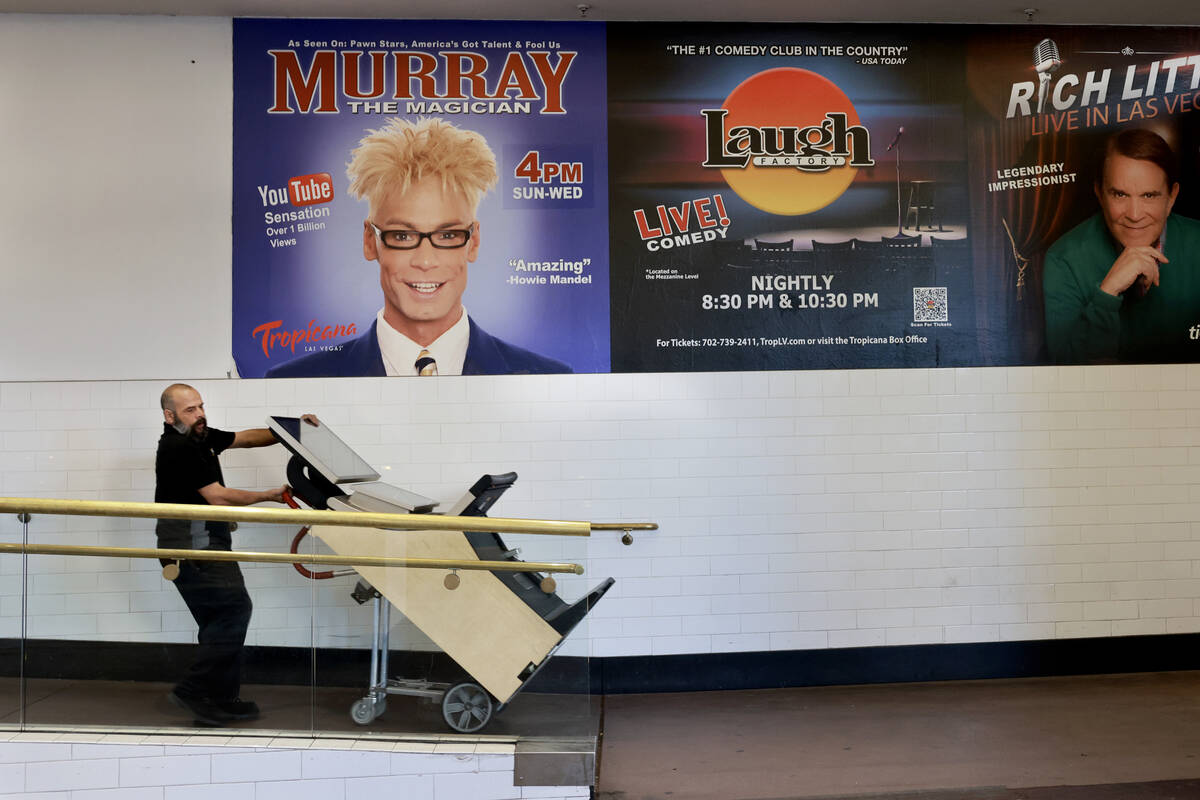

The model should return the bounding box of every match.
[0,497,591,537]
[591,522,658,531]
[0,542,584,575]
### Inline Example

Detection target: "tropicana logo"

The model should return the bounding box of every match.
[252,319,358,358]
[701,67,874,216]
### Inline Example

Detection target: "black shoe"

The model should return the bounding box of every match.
[215,698,260,720]
[168,689,229,727]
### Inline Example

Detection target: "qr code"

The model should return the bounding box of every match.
[913,287,948,322]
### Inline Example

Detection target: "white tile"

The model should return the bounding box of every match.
[226,737,275,749]
[300,749,391,779]
[346,775,435,800]
[433,770,521,800]
[181,737,234,749]
[8,733,67,744]
[72,788,164,800]
[148,737,196,747]
[209,750,300,783]
[165,783,255,800]
[0,763,22,792]
[119,755,210,788]
[0,742,74,764]
[474,744,516,756]
[348,740,397,752]
[390,752,476,775]
[477,753,517,772]
[253,778,346,800]
[71,743,164,759]
[26,758,119,792]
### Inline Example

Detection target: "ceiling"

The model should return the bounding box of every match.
[0,0,1195,26]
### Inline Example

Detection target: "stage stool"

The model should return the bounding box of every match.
[904,180,941,231]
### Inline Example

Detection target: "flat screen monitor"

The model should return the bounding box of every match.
[267,415,380,485]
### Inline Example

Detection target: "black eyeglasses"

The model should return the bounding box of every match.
[369,222,475,250]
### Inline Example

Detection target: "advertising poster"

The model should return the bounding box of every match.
[607,24,975,372]
[964,27,1200,365]
[232,19,609,377]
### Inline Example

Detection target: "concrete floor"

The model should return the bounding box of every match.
[596,671,1200,800]
[6,671,1200,798]
[0,677,598,741]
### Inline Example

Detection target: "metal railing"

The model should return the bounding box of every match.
[0,496,658,576]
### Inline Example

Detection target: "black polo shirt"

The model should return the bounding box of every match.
[155,423,236,549]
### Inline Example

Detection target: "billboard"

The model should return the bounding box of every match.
[964,26,1200,365]
[608,24,974,371]
[232,19,609,377]
[233,20,1200,375]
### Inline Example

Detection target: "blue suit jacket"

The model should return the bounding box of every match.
[264,317,572,377]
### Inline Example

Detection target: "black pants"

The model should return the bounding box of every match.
[170,559,252,701]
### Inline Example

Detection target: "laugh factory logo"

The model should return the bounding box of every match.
[701,67,874,216]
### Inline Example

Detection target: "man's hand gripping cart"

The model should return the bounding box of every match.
[267,416,653,734]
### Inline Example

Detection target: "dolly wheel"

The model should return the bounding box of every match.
[351,697,379,725]
[442,682,493,733]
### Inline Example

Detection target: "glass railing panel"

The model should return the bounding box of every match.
[499,525,597,739]
[14,512,318,734]
[0,497,631,753]
[225,517,319,735]
[0,509,24,729]
[17,511,158,729]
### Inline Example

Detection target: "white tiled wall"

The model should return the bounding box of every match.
[0,730,585,800]
[3,364,1200,659]
[6,14,1197,667]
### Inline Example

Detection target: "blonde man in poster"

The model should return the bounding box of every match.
[267,117,570,377]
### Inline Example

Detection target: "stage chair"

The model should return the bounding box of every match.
[850,238,885,270]
[811,239,853,273]
[881,233,929,280]
[753,238,794,266]
[931,236,970,282]
[882,233,922,248]
[711,240,753,266]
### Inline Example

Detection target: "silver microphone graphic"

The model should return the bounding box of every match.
[1033,38,1062,114]
[886,125,904,152]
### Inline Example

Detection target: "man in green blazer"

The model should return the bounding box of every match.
[1044,128,1200,364]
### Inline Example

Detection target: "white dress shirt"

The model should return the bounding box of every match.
[375,307,470,376]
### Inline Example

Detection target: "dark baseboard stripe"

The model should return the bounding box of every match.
[593,633,1200,693]
[3,633,1199,694]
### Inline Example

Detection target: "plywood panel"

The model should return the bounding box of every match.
[310,523,562,702]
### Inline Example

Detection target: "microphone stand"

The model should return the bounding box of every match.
[890,138,905,239]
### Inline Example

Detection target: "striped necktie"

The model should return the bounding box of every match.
[415,349,438,376]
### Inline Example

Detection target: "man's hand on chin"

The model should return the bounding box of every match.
[1100,246,1167,297]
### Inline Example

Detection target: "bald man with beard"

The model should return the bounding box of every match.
[154,383,315,726]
